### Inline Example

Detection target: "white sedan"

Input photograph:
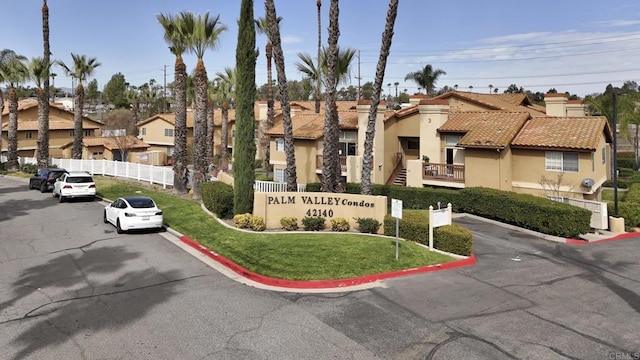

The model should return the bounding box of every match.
[104,196,164,234]
[53,172,96,202]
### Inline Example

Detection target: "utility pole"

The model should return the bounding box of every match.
[163,65,167,113]
[355,49,361,100]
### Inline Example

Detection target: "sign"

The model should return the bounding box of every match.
[391,198,403,219]
[428,203,453,250]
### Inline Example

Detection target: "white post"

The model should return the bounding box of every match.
[163,167,167,189]
[428,205,434,250]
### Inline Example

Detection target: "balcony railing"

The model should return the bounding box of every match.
[422,162,465,182]
[316,155,347,172]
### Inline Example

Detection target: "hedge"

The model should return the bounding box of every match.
[200,181,235,219]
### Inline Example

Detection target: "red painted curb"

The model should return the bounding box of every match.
[565,232,640,245]
[180,236,477,289]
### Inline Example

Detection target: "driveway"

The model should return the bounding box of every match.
[1,174,639,359]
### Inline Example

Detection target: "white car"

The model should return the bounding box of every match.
[53,172,96,202]
[104,197,164,234]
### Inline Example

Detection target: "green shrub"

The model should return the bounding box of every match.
[200,181,234,219]
[617,158,638,170]
[302,216,326,231]
[330,217,350,232]
[20,163,38,174]
[280,217,299,231]
[355,217,381,234]
[255,173,273,181]
[618,167,635,178]
[233,213,253,229]
[434,224,473,256]
[249,216,266,231]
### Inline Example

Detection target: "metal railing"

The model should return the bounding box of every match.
[422,162,465,182]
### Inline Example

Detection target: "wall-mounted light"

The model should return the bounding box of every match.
[378,164,383,170]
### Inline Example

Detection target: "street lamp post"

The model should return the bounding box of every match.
[612,90,619,217]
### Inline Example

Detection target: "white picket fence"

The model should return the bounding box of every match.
[254,180,307,192]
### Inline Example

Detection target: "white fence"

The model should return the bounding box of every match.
[548,196,608,230]
[254,180,307,192]
[51,158,174,189]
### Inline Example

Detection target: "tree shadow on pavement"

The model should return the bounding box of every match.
[0,197,59,223]
[1,245,189,360]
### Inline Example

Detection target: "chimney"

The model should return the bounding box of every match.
[257,101,268,121]
[566,99,586,117]
[290,104,303,118]
[544,93,568,116]
[409,94,429,106]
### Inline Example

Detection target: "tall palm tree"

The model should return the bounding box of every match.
[214,67,236,171]
[488,84,494,94]
[296,46,356,92]
[29,57,51,168]
[360,0,398,195]
[265,0,297,191]
[182,11,227,200]
[41,0,51,169]
[0,49,21,161]
[322,0,341,193]
[0,53,29,171]
[57,53,101,159]
[404,64,447,97]
[315,0,322,114]
[206,80,216,166]
[255,15,282,172]
[157,13,190,194]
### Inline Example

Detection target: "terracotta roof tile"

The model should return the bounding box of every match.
[63,136,150,150]
[434,91,547,117]
[439,112,530,148]
[511,116,610,151]
[266,110,358,139]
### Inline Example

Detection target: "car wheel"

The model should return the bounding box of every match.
[28,181,33,190]
[40,183,47,193]
[116,219,124,234]
[58,194,64,203]
[103,210,108,224]
[52,190,56,198]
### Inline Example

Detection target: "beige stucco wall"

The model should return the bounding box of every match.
[253,192,388,234]
[139,119,175,147]
[447,98,490,112]
[269,138,319,185]
[464,148,513,191]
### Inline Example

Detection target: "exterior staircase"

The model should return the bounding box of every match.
[392,168,407,186]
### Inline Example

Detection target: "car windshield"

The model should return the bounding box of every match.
[67,176,93,183]
[127,198,155,208]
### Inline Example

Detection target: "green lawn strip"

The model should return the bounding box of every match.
[95,176,456,280]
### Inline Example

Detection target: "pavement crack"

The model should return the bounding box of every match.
[0,274,208,325]
[49,236,121,254]
[424,327,519,360]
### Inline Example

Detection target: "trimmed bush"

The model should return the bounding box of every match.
[20,163,39,174]
[249,216,266,231]
[330,217,350,232]
[200,181,234,219]
[233,213,253,229]
[280,217,299,231]
[302,216,326,231]
[434,224,473,256]
[355,217,381,234]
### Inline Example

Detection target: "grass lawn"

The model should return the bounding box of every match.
[93,176,456,280]
[602,188,626,204]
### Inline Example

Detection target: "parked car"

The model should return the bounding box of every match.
[103,196,164,234]
[53,171,96,202]
[29,168,68,193]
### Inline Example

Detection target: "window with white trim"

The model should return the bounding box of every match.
[274,168,285,183]
[164,128,174,137]
[141,128,146,136]
[545,151,579,172]
[275,138,284,152]
[601,147,606,164]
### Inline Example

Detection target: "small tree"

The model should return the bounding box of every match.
[539,172,574,200]
[103,109,138,161]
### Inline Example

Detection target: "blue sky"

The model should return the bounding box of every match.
[5,0,640,97]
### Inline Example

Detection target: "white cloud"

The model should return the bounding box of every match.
[281,35,304,44]
[593,19,640,27]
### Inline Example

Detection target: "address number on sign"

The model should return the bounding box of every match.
[306,209,334,217]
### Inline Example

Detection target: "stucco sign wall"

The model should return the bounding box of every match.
[253,192,388,234]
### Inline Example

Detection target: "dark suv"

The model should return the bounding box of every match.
[29,168,68,193]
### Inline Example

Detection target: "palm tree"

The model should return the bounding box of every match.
[0,49,21,162]
[157,12,190,194]
[321,0,342,192]
[404,64,446,97]
[255,15,282,172]
[0,53,28,171]
[296,46,356,94]
[265,0,297,191]
[29,57,51,168]
[57,53,101,159]
[181,11,227,200]
[489,84,493,94]
[315,0,322,114]
[41,0,51,169]
[361,0,399,195]
[468,85,473,92]
[494,87,499,94]
[206,80,216,166]
[214,67,236,171]
[394,81,399,98]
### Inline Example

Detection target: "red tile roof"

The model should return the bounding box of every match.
[439,112,530,149]
[511,116,611,151]
[266,110,358,139]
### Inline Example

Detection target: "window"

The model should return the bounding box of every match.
[601,147,606,165]
[445,135,461,146]
[407,139,419,150]
[141,128,146,136]
[164,128,174,137]
[274,168,285,183]
[167,147,174,156]
[92,151,103,156]
[70,130,74,137]
[339,142,356,156]
[339,131,357,141]
[545,151,579,172]
[84,130,91,136]
[232,130,236,138]
[25,131,33,139]
[275,138,284,152]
